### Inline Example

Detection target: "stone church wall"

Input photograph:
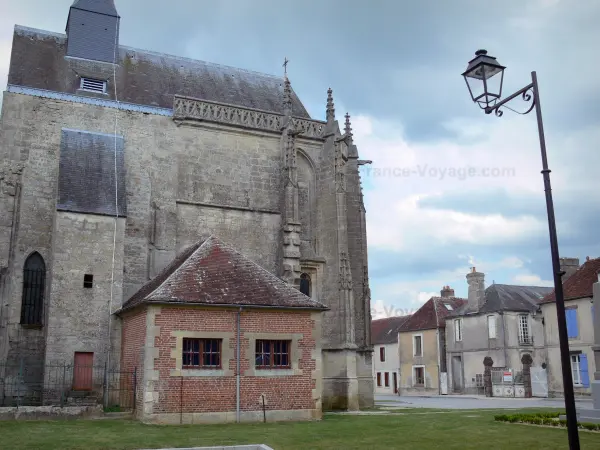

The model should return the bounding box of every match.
[0,92,286,368]
[44,212,125,368]
[176,204,280,274]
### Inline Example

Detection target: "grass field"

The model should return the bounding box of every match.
[0,409,599,449]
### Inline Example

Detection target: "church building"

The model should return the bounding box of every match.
[0,0,374,418]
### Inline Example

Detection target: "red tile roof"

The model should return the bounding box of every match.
[540,257,600,303]
[399,297,467,332]
[371,316,412,345]
[121,236,328,311]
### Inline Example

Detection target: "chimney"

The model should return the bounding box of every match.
[440,285,455,298]
[559,257,580,282]
[466,267,485,310]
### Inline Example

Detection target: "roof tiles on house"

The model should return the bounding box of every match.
[399,297,467,333]
[540,257,600,303]
[452,284,553,316]
[371,316,412,345]
[121,236,327,312]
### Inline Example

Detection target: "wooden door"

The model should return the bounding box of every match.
[73,352,94,391]
[393,372,398,394]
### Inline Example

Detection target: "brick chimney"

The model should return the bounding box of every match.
[440,285,455,298]
[466,267,485,310]
[559,257,579,282]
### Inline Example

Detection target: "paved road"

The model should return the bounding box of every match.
[375,394,593,410]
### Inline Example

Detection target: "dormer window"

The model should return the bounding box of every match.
[80,77,107,94]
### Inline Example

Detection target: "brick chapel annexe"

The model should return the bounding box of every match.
[118,236,327,424]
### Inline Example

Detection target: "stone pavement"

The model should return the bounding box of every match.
[375,394,594,410]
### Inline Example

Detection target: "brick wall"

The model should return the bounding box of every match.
[120,307,147,413]
[123,305,321,422]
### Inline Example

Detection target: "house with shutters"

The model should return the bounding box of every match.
[445,268,552,395]
[539,257,600,397]
[371,315,411,395]
[398,287,466,395]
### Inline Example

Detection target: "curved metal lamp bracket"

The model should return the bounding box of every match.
[485,83,536,117]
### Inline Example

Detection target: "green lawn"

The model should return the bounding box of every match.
[0,409,599,450]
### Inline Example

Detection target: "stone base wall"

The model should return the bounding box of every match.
[0,405,102,420]
[142,408,320,425]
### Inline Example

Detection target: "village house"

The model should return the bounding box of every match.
[371,315,411,395]
[398,287,466,395]
[445,268,552,395]
[119,236,327,423]
[0,0,374,413]
[539,257,600,397]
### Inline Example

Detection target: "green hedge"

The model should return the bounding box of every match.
[494,412,600,431]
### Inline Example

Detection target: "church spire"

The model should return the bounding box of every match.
[326,88,335,122]
[283,76,293,116]
[282,57,292,117]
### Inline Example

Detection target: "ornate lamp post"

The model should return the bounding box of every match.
[462,50,580,450]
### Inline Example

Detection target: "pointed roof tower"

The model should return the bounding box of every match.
[326,88,335,122]
[344,113,353,142]
[70,0,119,16]
[66,0,120,63]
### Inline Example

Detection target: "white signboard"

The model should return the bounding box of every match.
[503,370,513,383]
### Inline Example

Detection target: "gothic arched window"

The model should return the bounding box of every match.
[20,252,46,326]
[299,273,311,297]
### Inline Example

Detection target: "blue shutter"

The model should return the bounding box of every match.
[566,309,578,339]
[580,354,590,388]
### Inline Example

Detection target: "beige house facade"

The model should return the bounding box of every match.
[398,288,465,395]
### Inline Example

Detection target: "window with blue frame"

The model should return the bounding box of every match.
[565,308,578,339]
[571,352,590,387]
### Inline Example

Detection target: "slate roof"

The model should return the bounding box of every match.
[371,316,412,345]
[453,284,553,316]
[70,0,119,17]
[540,257,600,303]
[9,26,311,117]
[58,128,127,217]
[121,236,328,312]
[399,297,467,333]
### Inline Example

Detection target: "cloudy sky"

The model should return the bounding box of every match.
[1,0,599,318]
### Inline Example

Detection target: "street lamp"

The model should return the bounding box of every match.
[462,50,580,450]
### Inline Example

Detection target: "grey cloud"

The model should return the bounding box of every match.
[2,1,598,136]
